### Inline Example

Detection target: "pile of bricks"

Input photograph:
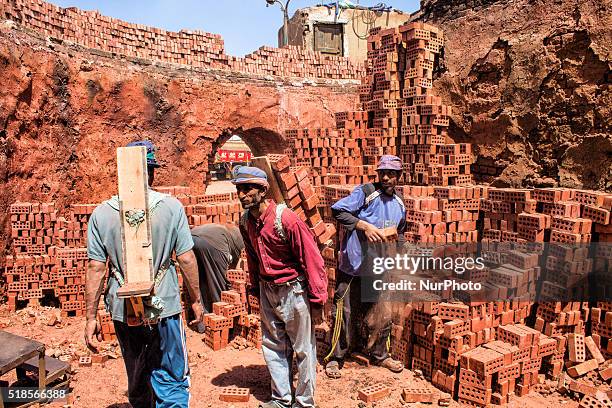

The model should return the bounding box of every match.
[9,202,57,256]
[389,300,601,406]
[229,46,366,79]
[362,23,473,186]
[402,185,481,244]
[184,197,243,226]
[0,0,364,79]
[591,302,612,359]
[55,204,97,247]
[285,127,373,187]
[4,252,55,310]
[1,0,228,68]
[202,266,262,351]
[268,154,336,247]
[54,247,88,317]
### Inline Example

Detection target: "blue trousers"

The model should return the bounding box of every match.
[114,314,190,408]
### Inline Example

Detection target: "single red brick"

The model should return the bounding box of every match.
[357,383,391,403]
[219,387,250,402]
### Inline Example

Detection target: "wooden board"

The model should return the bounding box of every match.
[0,331,45,375]
[251,156,285,204]
[116,146,154,298]
[19,355,70,385]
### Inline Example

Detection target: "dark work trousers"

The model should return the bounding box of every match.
[192,235,230,313]
[329,270,391,365]
[113,314,190,408]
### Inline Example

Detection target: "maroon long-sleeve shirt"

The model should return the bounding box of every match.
[239,200,328,305]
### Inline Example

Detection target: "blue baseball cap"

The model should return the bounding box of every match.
[231,166,269,188]
[127,140,161,168]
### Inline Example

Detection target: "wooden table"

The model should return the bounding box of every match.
[0,331,46,408]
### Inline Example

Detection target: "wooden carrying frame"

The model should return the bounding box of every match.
[251,156,284,204]
[115,146,155,325]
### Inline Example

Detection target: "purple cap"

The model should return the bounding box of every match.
[376,155,402,171]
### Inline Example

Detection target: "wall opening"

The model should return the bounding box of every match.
[206,127,287,194]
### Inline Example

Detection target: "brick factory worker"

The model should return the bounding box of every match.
[190,223,245,315]
[325,154,407,379]
[84,140,204,408]
[233,165,327,408]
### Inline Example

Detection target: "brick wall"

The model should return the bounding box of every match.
[0,0,365,79]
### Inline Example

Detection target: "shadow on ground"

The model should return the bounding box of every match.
[211,364,270,401]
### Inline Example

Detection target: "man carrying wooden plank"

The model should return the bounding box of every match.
[324,155,407,378]
[232,166,327,408]
[191,223,244,314]
[84,140,203,408]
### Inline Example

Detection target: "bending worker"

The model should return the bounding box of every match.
[191,223,244,314]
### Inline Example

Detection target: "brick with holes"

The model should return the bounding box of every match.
[568,333,586,363]
[357,383,391,403]
[219,387,250,402]
[401,388,437,403]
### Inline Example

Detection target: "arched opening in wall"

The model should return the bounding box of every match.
[206,127,287,195]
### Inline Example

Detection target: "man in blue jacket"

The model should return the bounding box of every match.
[325,155,406,378]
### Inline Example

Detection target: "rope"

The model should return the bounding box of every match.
[323,277,353,364]
[125,209,145,227]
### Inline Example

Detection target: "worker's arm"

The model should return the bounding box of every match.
[84,259,106,351]
[84,208,107,352]
[174,201,203,327]
[332,187,386,242]
[285,214,328,304]
[176,249,203,326]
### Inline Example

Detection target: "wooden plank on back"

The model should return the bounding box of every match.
[251,156,284,204]
[116,146,154,296]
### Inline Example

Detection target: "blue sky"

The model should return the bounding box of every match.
[47,0,420,56]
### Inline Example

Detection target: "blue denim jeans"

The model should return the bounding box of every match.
[114,314,190,408]
[259,278,317,408]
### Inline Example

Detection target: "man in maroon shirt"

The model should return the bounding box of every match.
[232,166,327,408]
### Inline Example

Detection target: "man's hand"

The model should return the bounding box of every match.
[363,223,387,243]
[311,304,325,326]
[84,319,102,352]
[189,301,205,327]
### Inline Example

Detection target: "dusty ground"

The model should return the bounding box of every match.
[0,305,578,408]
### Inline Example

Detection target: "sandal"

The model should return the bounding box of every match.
[324,360,342,379]
[378,357,403,373]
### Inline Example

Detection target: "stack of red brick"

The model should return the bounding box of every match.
[0,0,364,79]
[5,202,89,317]
[268,154,336,247]
[285,127,372,186]
[1,0,227,68]
[387,298,611,407]
[199,263,263,351]
[229,46,366,79]
[184,196,243,226]
[55,204,97,247]
[402,185,481,244]
[361,23,473,186]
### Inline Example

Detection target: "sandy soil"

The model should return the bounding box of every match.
[0,305,578,408]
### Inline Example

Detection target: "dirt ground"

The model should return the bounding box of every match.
[0,305,579,408]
